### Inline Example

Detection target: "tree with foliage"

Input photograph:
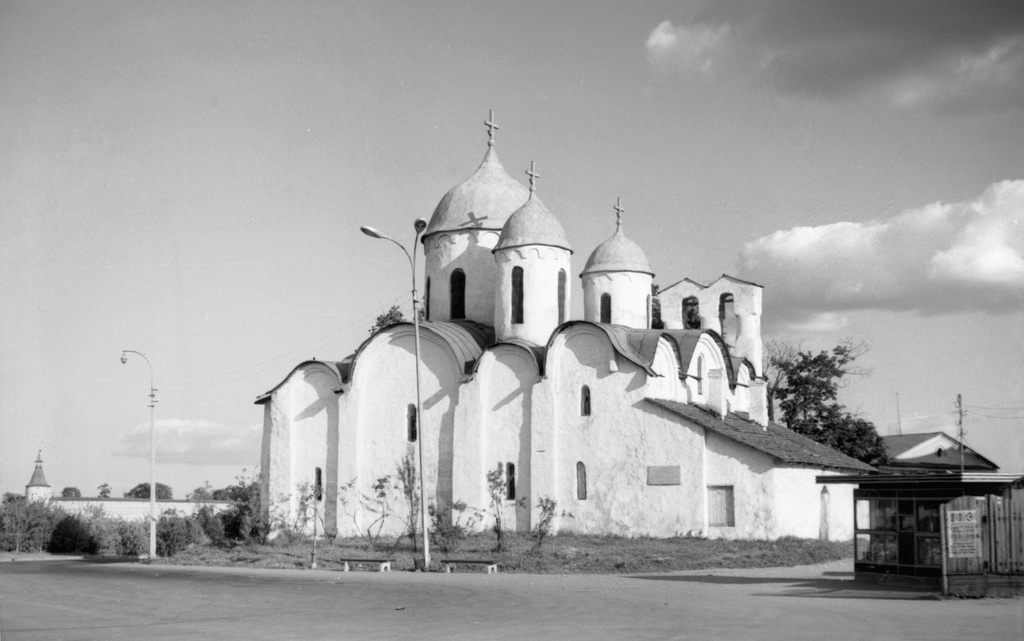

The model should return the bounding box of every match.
[97,483,111,498]
[123,482,173,500]
[187,482,214,502]
[370,305,405,334]
[60,487,82,498]
[215,469,266,542]
[485,467,510,552]
[773,342,887,465]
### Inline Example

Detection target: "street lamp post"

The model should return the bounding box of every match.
[361,218,431,570]
[120,349,157,559]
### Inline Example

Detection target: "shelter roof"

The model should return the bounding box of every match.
[881,432,999,472]
[646,398,876,472]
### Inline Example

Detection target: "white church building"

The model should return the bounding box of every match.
[257,117,874,541]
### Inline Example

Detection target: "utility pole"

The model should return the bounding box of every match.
[894,392,903,436]
[956,393,965,474]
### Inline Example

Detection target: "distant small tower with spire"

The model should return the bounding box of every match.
[25,451,53,502]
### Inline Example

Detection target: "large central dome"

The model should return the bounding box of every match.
[423,146,530,240]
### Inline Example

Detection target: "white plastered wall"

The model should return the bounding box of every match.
[544,325,705,537]
[259,363,337,535]
[459,347,539,532]
[581,270,654,328]
[493,246,571,344]
[340,327,463,536]
[703,431,776,539]
[423,229,501,325]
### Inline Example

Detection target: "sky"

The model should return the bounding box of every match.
[2,1,1022,498]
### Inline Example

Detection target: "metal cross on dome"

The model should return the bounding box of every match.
[614,197,624,229]
[526,161,539,194]
[485,110,499,146]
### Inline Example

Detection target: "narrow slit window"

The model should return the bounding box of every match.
[425,278,431,321]
[505,463,516,500]
[581,385,591,416]
[314,467,323,500]
[511,266,524,324]
[557,269,567,325]
[407,404,417,442]
[450,270,466,319]
[600,293,612,323]
[696,355,704,395]
[576,462,587,500]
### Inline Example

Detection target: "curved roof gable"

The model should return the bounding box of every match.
[255,360,344,405]
[548,321,658,376]
[343,320,494,385]
[547,323,740,383]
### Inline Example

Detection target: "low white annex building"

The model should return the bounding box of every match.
[257,117,874,541]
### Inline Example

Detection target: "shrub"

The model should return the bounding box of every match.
[156,513,202,557]
[49,515,98,554]
[429,500,477,554]
[85,512,121,555]
[217,470,267,543]
[0,498,64,553]
[195,505,226,546]
[115,520,147,556]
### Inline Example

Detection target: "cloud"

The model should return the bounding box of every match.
[645,20,730,77]
[738,180,1024,326]
[116,418,260,465]
[645,2,1024,111]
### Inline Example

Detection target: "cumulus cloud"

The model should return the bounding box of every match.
[645,20,731,77]
[645,2,1024,111]
[738,180,1024,326]
[116,418,260,465]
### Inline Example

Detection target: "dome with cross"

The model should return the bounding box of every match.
[581,201,653,277]
[494,162,571,253]
[423,114,530,240]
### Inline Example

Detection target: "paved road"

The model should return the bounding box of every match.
[1,558,1021,640]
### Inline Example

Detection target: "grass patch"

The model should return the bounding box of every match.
[156,533,852,574]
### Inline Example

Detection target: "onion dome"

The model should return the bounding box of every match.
[494,162,572,253]
[581,206,653,276]
[423,144,530,240]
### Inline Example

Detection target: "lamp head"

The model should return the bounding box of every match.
[413,218,427,234]
[360,226,386,240]
[120,353,128,365]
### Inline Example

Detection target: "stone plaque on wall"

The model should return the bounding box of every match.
[646,465,681,486]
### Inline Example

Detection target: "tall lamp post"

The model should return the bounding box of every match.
[360,218,431,569]
[120,349,157,559]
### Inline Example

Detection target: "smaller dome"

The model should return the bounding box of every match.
[494,195,573,253]
[581,221,653,277]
